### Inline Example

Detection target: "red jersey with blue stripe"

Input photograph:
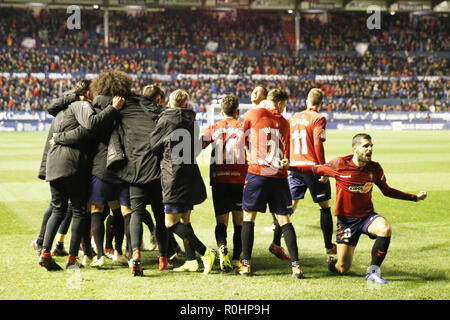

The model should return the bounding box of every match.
[291,155,418,218]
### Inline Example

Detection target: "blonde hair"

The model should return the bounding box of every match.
[307,88,323,107]
[169,89,189,108]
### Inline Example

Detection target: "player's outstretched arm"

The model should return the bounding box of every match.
[376,172,422,202]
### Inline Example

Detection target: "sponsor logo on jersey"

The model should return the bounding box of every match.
[349,182,374,193]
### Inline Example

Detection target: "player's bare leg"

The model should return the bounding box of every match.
[329,243,355,274]
[367,216,392,237]
[292,199,299,212]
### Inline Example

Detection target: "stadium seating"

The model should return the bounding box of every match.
[0,7,448,113]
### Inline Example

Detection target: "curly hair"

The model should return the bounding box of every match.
[90,69,134,97]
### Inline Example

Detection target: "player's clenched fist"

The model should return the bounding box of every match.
[416,191,427,201]
[112,96,125,110]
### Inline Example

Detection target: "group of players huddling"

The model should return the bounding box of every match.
[31,69,427,284]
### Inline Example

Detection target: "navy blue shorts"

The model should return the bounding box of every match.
[288,171,331,203]
[89,176,130,206]
[242,172,293,215]
[212,183,244,216]
[164,203,193,214]
[336,213,381,246]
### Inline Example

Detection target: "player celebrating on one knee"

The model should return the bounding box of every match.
[201,95,247,272]
[290,133,427,284]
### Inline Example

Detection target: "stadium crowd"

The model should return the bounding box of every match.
[0,8,448,52]
[1,75,448,113]
[0,8,289,51]
[0,47,448,76]
[301,11,449,52]
[0,7,448,113]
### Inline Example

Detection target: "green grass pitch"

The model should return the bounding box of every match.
[0,130,448,300]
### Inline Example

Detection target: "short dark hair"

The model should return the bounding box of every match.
[90,69,134,97]
[352,133,372,147]
[267,88,289,104]
[142,84,165,101]
[221,94,239,116]
[74,80,91,96]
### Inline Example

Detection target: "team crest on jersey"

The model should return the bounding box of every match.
[349,182,374,193]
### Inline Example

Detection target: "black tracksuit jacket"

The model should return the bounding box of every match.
[149,107,206,206]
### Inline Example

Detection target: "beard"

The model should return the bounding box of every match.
[357,152,372,163]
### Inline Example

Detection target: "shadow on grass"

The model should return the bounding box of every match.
[136,244,449,283]
[383,267,449,282]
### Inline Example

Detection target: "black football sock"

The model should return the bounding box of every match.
[281,222,299,266]
[169,222,197,260]
[168,231,180,256]
[130,210,144,253]
[81,213,93,258]
[91,211,105,258]
[143,209,155,233]
[58,202,73,235]
[320,207,334,250]
[273,220,282,246]
[68,208,88,258]
[37,204,53,246]
[105,214,114,250]
[153,211,168,258]
[123,213,132,256]
[112,211,124,255]
[371,236,391,267]
[42,207,67,252]
[232,225,242,261]
[241,221,255,263]
[215,223,228,253]
[186,223,207,256]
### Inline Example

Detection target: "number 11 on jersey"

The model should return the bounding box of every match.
[291,129,307,155]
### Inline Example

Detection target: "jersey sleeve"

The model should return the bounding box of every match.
[314,158,341,178]
[283,123,290,160]
[201,125,213,149]
[312,117,326,164]
[375,166,418,201]
[289,158,340,178]
[241,112,253,149]
[313,116,327,142]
